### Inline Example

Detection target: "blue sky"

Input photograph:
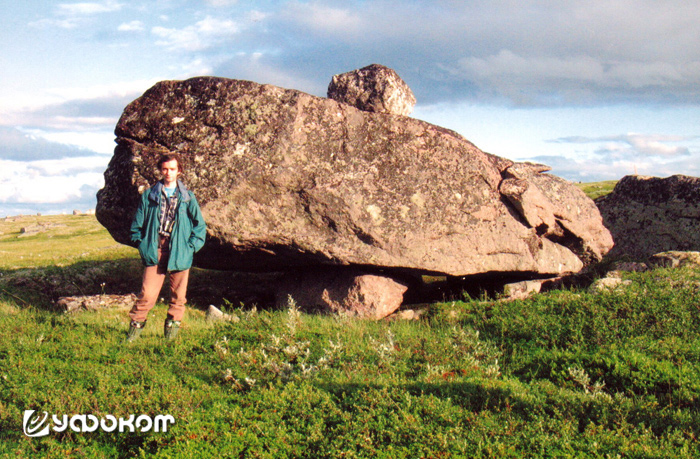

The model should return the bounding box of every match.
[2,0,700,215]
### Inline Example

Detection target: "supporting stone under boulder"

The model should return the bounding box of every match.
[275,269,408,319]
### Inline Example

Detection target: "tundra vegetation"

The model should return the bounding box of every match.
[1,191,699,458]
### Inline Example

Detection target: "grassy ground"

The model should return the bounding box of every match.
[575,180,619,200]
[1,213,698,458]
[0,214,136,270]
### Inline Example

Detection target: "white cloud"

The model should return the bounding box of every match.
[0,79,160,136]
[204,0,238,6]
[29,17,82,30]
[20,129,115,155]
[42,79,160,102]
[247,10,267,23]
[57,1,123,16]
[625,134,691,157]
[177,58,215,77]
[215,52,325,94]
[451,51,700,105]
[553,134,694,158]
[0,79,161,159]
[30,0,124,29]
[532,151,700,183]
[283,3,362,37]
[528,155,651,182]
[457,51,605,85]
[0,127,101,161]
[118,20,145,32]
[24,156,109,176]
[17,116,117,132]
[606,61,687,88]
[530,132,700,181]
[0,156,107,205]
[152,16,241,52]
[2,106,121,153]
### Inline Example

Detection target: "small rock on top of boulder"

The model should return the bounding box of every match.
[327,64,416,116]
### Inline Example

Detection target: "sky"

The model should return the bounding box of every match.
[2,0,700,216]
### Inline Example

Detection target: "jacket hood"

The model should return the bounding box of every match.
[147,180,192,203]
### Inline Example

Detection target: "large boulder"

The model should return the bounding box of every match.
[96,75,612,282]
[596,175,700,259]
[327,64,416,116]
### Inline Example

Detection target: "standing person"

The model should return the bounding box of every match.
[126,153,206,342]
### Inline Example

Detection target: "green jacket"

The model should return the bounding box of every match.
[130,180,206,271]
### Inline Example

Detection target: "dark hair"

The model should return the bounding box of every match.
[157,153,184,173]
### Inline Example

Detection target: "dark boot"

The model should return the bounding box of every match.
[164,319,181,340]
[126,320,146,342]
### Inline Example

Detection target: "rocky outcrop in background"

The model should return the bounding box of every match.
[97,66,613,318]
[596,175,700,259]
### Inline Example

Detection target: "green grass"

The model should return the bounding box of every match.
[575,180,619,200]
[0,214,137,270]
[1,215,699,458]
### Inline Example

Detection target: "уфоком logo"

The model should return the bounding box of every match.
[22,410,174,437]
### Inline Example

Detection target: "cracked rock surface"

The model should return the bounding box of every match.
[97,75,612,278]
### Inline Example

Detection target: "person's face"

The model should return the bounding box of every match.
[160,159,180,186]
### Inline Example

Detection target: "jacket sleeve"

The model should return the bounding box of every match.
[187,192,207,253]
[130,192,147,248]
